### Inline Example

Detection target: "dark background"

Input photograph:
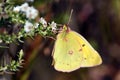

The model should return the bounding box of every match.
[1,0,120,80]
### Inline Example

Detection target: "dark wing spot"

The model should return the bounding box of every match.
[82,44,85,47]
[67,64,69,66]
[84,58,87,60]
[68,50,73,55]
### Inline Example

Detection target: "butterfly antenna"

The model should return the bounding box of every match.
[67,9,73,25]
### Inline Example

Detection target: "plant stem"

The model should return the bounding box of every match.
[0,74,12,80]
[0,48,12,80]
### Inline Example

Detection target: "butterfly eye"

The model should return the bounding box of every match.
[63,25,67,30]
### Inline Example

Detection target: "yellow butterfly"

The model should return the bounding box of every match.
[52,25,102,72]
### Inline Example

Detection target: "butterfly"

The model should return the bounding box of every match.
[52,25,102,72]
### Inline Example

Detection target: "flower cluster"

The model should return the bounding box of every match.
[0,2,58,44]
[23,17,57,35]
[12,3,58,35]
[13,3,38,19]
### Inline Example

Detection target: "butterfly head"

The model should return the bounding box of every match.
[62,25,71,33]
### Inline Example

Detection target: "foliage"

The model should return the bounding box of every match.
[0,0,58,73]
[0,50,24,72]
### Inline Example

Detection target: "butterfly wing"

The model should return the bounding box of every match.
[52,31,83,72]
[71,31,102,67]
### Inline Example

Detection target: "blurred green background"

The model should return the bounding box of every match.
[1,0,120,80]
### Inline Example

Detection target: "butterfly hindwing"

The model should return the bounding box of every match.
[52,31,83,72]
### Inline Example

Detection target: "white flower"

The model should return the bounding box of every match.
[50,21,57,31]
[0,39,2,43]
[34,23,39,28]
[13,3,38,19]
[39,17,47,28]
[20,3,29,12]
[13,6,21,12]
[24,21,34,32]
[26,7,38,19]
